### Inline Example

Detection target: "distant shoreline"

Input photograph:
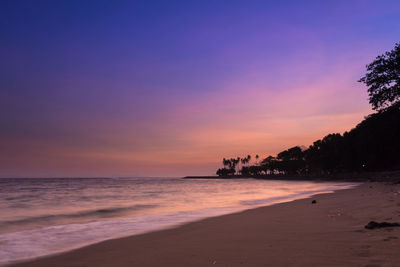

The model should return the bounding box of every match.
[183,170,400,182]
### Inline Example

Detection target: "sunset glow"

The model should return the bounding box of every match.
[1,1,400,177]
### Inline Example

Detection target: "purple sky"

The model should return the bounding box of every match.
[1,1,400,177]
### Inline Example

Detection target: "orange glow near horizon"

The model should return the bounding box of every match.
[3,1,399,177]
[1,64,372,177]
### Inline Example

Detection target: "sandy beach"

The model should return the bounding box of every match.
[13,181,400,267]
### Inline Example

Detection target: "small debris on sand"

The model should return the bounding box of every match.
[365,221,400,229]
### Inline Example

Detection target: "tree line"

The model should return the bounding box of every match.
[217,42,400,178]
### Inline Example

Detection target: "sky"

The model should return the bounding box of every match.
[1,0,400,177]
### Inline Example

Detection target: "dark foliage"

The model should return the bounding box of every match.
[340,102,400,172]
[216,167,235,177]
[217,102,400,177]
[277,146,306,175]
[359,43,400,110]
[216,43,400,178]
[306,103,400,174]
[305,133,344,174]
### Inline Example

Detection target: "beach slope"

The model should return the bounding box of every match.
[14,182,400,266]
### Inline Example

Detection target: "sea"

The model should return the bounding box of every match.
[0,177,358,265]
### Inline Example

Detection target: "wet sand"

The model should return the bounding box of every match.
[14,182,400,266]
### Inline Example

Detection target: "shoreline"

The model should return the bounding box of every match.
[5,181,355,266]
[13,181,400,266]
[184,170,400,182]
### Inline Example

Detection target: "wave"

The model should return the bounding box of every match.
[0,204,158,227]
[0,207,241,266]
[4,194,38,201]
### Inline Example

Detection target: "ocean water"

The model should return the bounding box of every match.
[0,177,357,265]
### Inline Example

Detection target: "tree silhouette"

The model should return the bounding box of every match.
[216,167,235,177]
[222,158,231,169]
[240,155,251,167]
[260,155,277,175]
[217,43,400,178]
[305,134,344,174]
[236,157,241,173]
[359,43,400,110]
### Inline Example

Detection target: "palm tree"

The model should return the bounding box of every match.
[240,157,247,172]
[235,157,241,174]
[240,156,251,174]
[222,158,230,168]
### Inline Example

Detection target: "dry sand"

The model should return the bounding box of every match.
[13,182,400,267]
